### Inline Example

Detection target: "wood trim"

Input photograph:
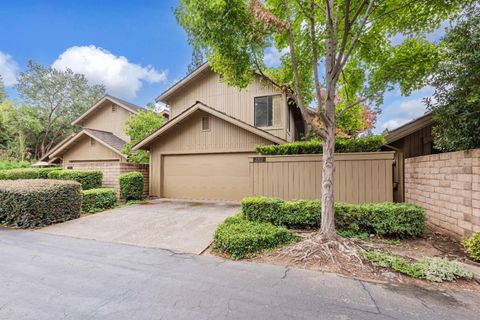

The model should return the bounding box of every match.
[249,152,395,163]
[72,96,139,125]
[384,113,433,144]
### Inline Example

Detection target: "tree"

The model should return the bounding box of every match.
[187,45,205,74]
[426,4,480,151]
[122,109,166,163]
[0,76,6,103]
[175,0,461,237]
[16,61,105,158]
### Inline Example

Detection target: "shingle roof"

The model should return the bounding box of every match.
[105,94,144,112]
[83,128,126,151]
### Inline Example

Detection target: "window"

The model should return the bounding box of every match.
[254,95,282,127]
[90,138,96,146]
[201,116,210,131]
[112,104,117,112]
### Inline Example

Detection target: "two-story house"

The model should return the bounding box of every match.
[134,63,306,201]
[41,94,169,194]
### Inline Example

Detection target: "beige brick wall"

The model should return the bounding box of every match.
[64,161,149,197]
[405,149,480,238]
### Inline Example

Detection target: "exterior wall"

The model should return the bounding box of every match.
[165,68,291,140]
[148,111,274,197]
[64,161,149,197]
[389,124,434,159]
[62,135,124,163]
[249,152,395,204]
[405,149,480,238]
[79,102,132,142]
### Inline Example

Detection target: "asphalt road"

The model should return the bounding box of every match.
[0,228,478,320]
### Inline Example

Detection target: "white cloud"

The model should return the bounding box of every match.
[52,45,167,99]
[381,119,409,131]
[0,51,20,86]
[264,47,288,67]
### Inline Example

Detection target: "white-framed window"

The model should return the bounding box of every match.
[201,116,210,131]
[254,95,282,127]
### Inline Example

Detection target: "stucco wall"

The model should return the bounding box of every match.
[405,149,480,238]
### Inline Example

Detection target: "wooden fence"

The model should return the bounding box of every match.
[249,152,395,204]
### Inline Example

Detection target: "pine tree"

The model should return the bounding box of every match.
[187,46,205,74]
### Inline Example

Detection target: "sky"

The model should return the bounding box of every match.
[0,0,446,133]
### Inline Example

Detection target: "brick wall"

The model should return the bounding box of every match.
[64,161,149,197]
[405,149,480,238]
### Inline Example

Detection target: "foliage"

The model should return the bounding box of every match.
[213,213,297,260]
[119,171,144,200]
[427,4,480,151]
[187,45,205,74]
[0,179,81,228]
[0,167,61,180]
[0,160,31,170]
[256,135,385,155]
[15,61,105,158]
[0,76,5,103]
[241,197,425,238]
[81,188,117,213]
[47,170,102,190]
[122,109,165,163]
[463,232,480,262]
[362,251,473,282]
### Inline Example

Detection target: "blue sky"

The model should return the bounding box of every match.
[0,0,444,133]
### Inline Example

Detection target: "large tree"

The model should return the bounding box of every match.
[16,61,105,158]
[176,0,462,237]
[187,45,206,74]
[426,4,480,152]
[0,76,6,103]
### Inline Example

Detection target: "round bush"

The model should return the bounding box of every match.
[119,171,144,200]
[0,179,82,228]
[82,188,117,213]
[463,232,480,262]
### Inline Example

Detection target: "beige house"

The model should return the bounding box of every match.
[134,63,306,201]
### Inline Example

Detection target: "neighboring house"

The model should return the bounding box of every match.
[134,63,306,201]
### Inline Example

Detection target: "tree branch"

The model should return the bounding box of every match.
[337,97,368,117]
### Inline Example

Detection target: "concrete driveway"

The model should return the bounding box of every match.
[38,199,239,254]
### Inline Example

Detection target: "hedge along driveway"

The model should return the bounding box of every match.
[38,199,239,254]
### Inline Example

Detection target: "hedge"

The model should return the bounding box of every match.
[48,170,102,190]
[256,135,385,155]
[119,171,144,200]
[463,232,480,262]
[213,213,297,260]
[81,188,117,213]
[0,167,61,180]
[241,197,425,238]
[0,179,81,228]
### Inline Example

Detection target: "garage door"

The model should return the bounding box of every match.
[162,153,254,201]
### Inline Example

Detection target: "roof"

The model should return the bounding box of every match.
[49,129,127,159]
[40,133,76,161]
[72,94,143,125]
[133,101,287,151]
[384,112,433,144]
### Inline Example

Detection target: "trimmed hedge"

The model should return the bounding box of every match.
[119,171,144,200]
[48,170,102,190]
[0,167,61,180]
[0,179,81,228]
[213,213,297,260]
[256,135,385,155]
[241,197,425,238]
[463,232,480,262]
[81,188,117,213]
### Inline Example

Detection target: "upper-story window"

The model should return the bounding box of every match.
[112,104,117,112]
[254,95,282,128]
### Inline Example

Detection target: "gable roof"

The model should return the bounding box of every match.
[384,112,433,144]
[49,128,127,159]
[40,133,76,161]
[133,101,286,151]
[72,94,143,125]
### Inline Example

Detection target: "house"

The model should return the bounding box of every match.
[134,63,306,201]
[41,94,169,194]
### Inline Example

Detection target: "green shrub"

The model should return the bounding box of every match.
[0,179,81,228]
[362,251,473,282]
[119,171,144,200]
[81,188,117,213]
[213,213,297,260]
[241,197,425,238]
[463,232,480,262]
[48,170,102,190]
[0,160,31,170]
[256,135,385,155]
[0,168,40,180]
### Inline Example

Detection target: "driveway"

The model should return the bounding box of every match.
[1,229,479,320]
[38,199,239,254]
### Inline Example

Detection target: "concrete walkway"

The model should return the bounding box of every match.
[38,199,239,254]
[0,229,479,320]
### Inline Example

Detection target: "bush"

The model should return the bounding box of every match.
[119,171,144,200]
[0,160,30,170]
[256,135,385,155]
[0,179,82,228]
[213,213,297,260]
[81,188,117,213]
[48,170,102,190]
[463,232,480,262]
[0,167,61,180]
[241,197,425,238]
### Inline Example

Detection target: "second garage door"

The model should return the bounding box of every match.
[162,153,254,201]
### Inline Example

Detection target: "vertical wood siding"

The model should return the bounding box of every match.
[249,152,394,203]
[80,102,132,142]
